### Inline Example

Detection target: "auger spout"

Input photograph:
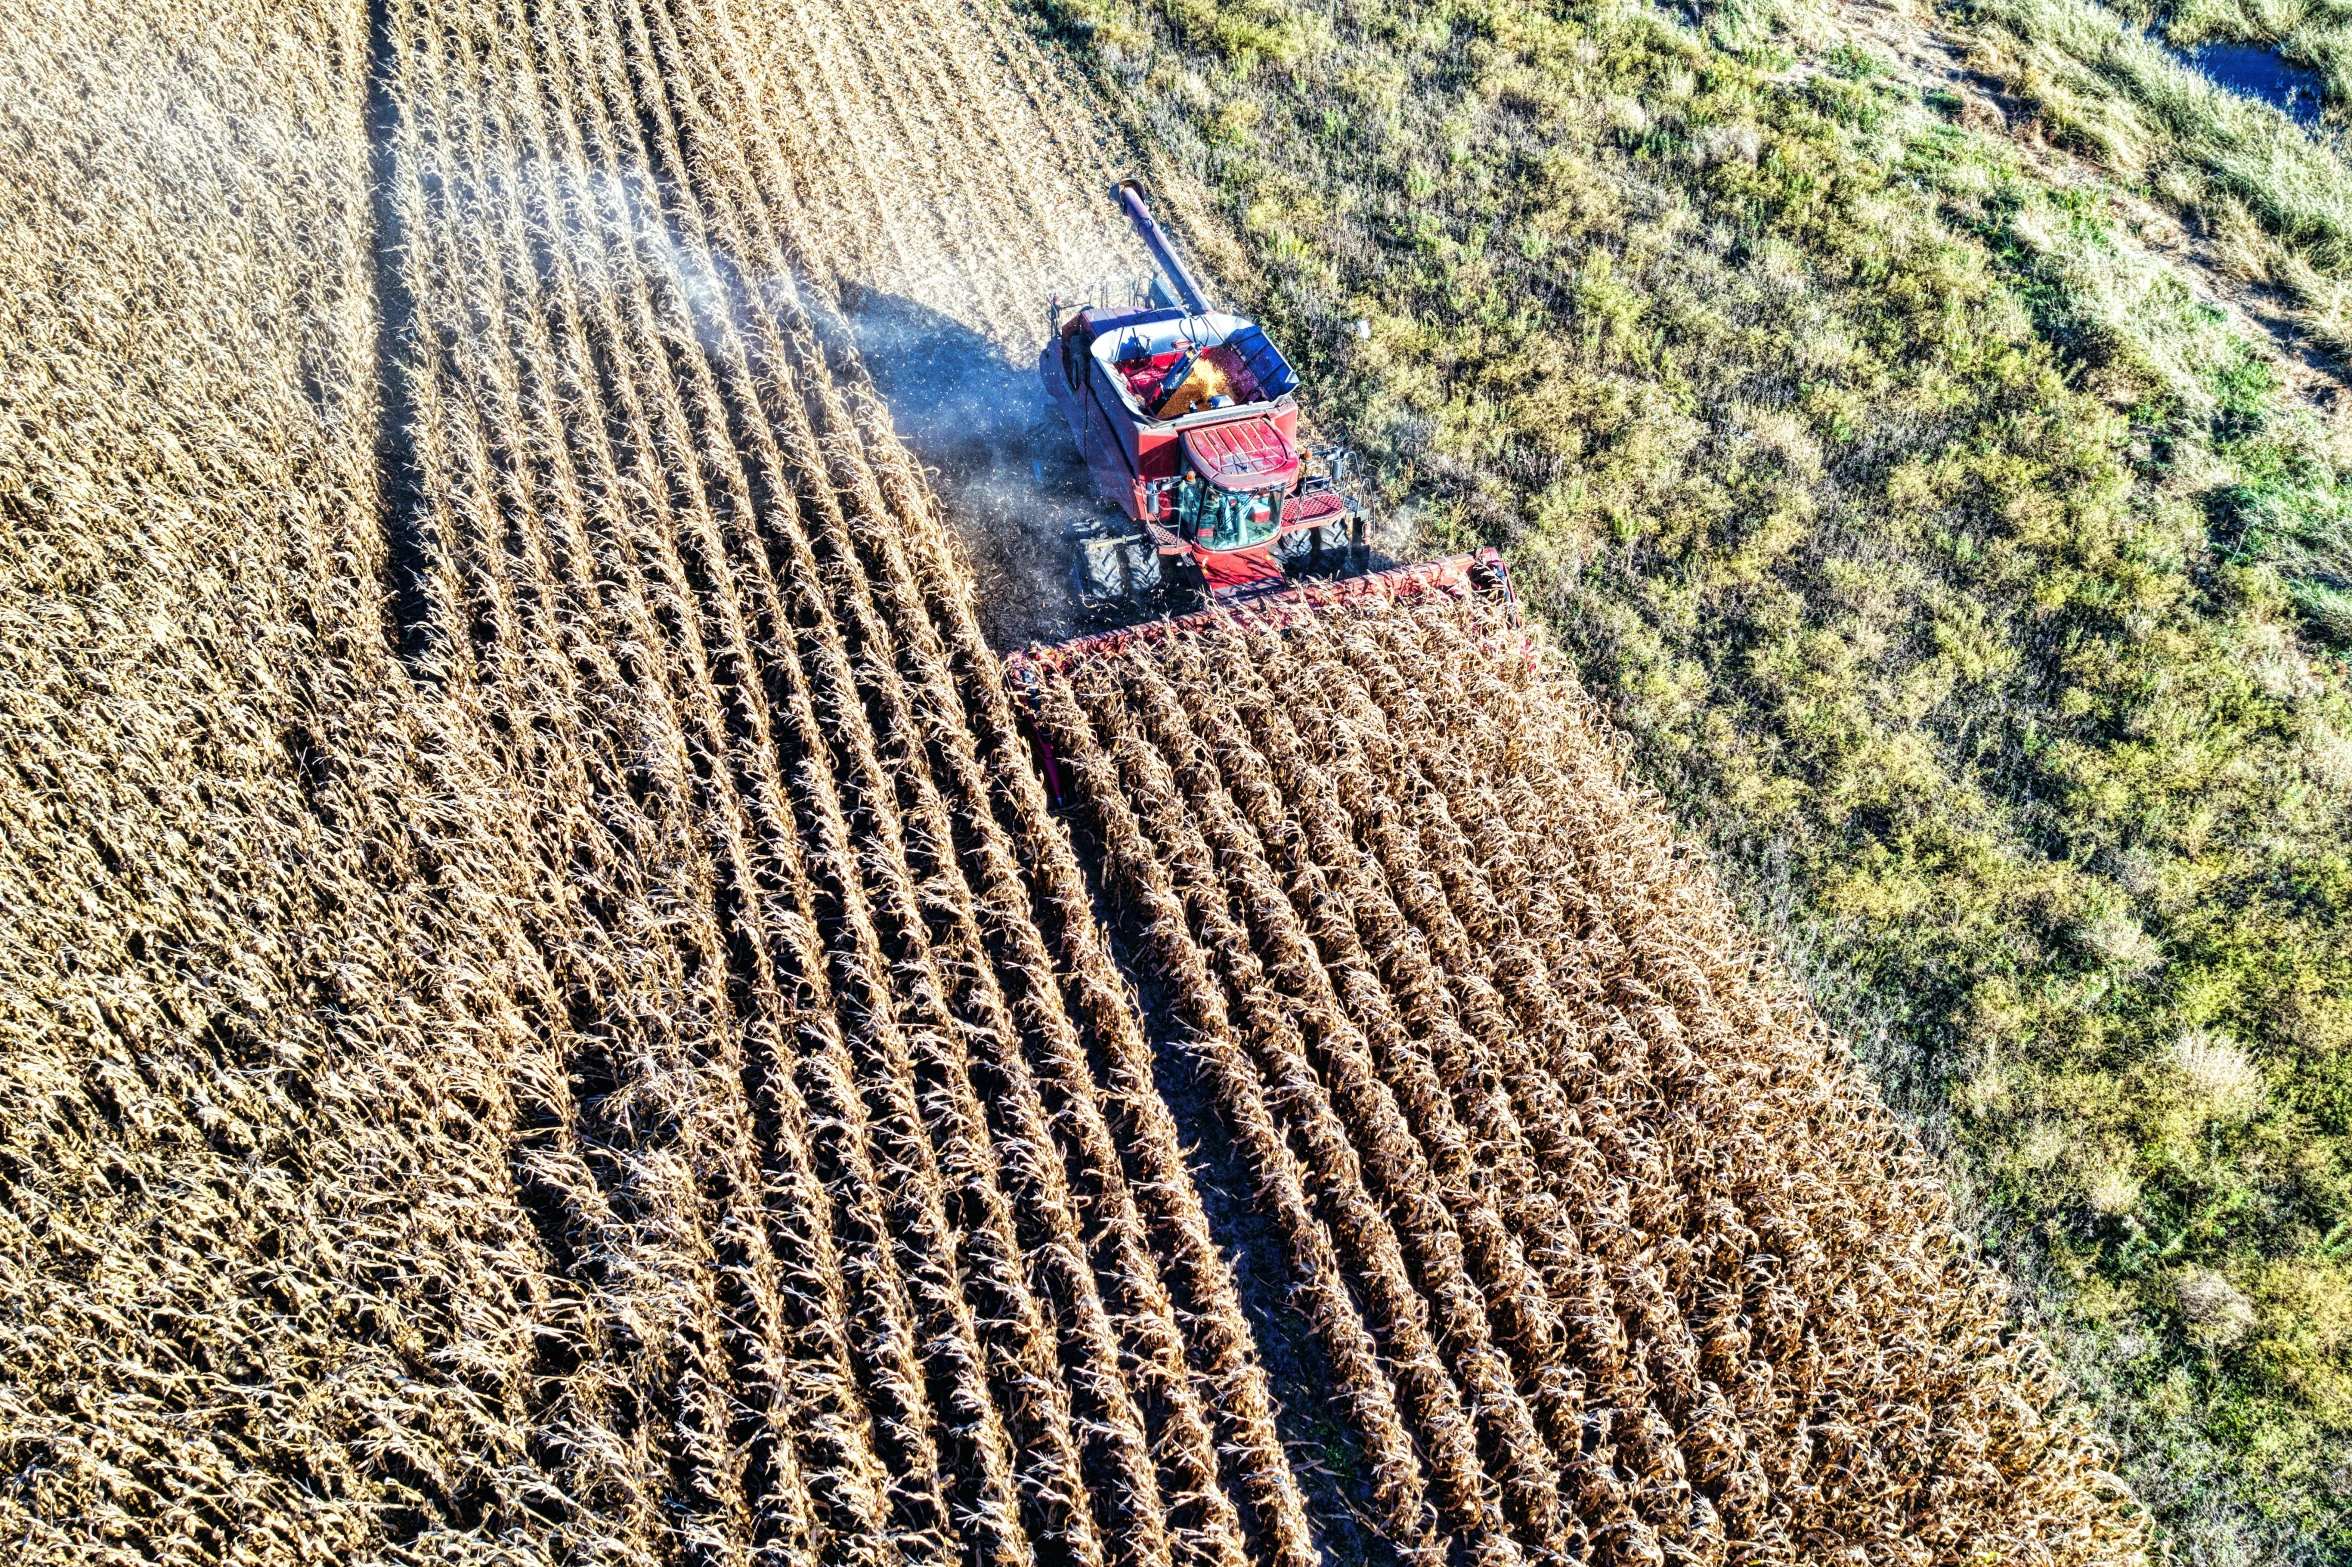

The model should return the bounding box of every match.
[1116,179,1213,316]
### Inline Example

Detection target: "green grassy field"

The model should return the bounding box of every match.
[1031,0,2352,1556]
[1953,0,2352,361]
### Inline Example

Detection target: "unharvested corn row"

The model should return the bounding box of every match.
[1025,590,2150,1567]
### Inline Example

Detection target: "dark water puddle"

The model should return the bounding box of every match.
[2168,37,2327,127]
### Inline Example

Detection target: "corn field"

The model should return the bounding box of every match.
[0,0,2146,1563]
[1018,581,2151,1567]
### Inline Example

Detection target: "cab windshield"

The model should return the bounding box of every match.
[1177,475,1282,550]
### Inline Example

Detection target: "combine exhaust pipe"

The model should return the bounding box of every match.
[1115,179,1214,317]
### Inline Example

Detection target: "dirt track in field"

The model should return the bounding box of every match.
[733,0,1150,649]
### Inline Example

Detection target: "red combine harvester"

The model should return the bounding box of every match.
[1012,183,1519,804]
[1044,181,1367,610]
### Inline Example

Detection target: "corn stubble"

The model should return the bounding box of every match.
[1027,591,2150,1567]
[0,0,2144,1562]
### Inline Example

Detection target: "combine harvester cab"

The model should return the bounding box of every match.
[1042,180,1366,611]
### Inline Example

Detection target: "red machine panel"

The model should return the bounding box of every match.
[1181,413,1302,493]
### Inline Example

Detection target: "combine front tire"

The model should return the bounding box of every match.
[1071,521,1160,613]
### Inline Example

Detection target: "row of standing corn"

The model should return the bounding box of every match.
[1024,588,2150,1567]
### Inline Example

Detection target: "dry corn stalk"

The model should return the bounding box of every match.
[1,0,1323,1562]
[1024,592,2150,1567]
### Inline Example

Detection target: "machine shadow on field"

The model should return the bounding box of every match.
[841,286,1098,652]
[845,285,1410,654]
[364,0,440,676]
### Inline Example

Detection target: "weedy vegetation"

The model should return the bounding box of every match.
[1032,0,2352,1557]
